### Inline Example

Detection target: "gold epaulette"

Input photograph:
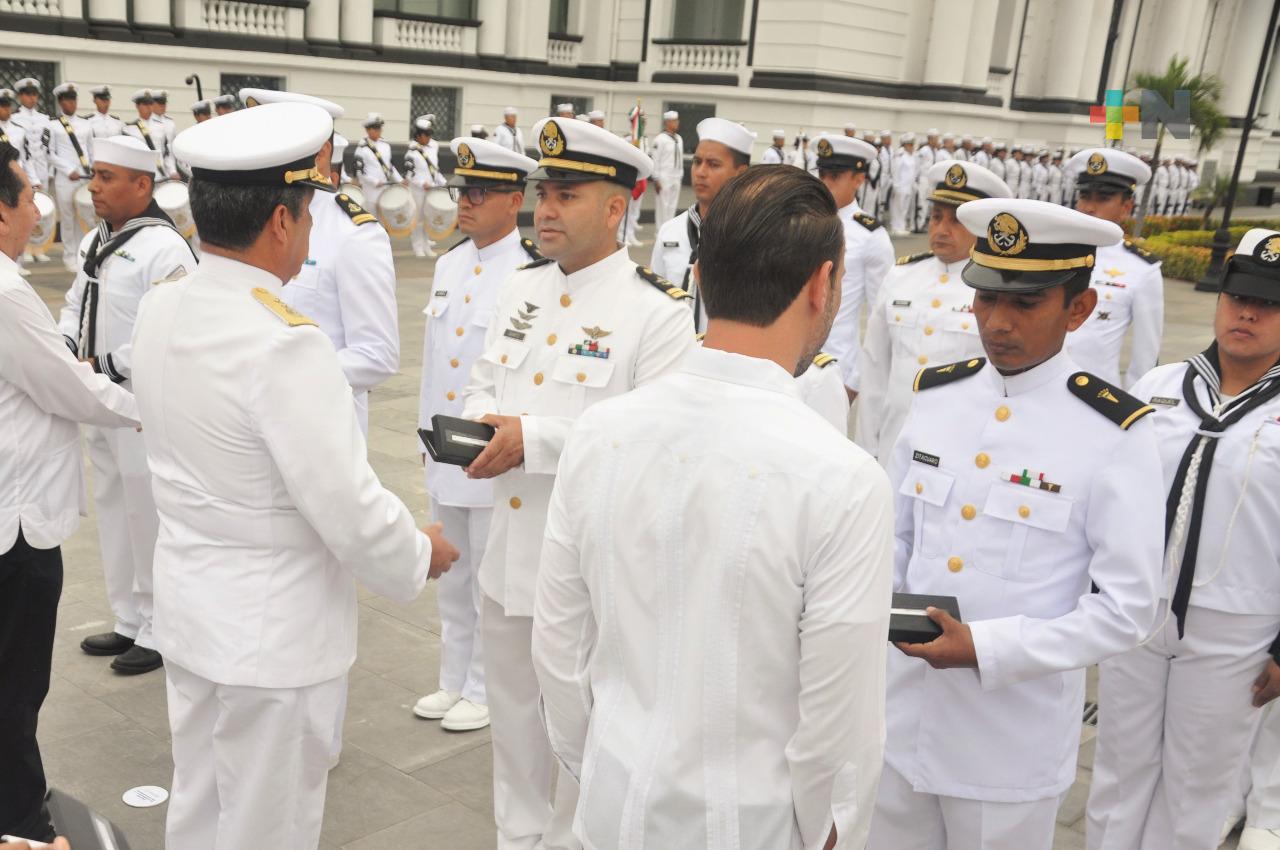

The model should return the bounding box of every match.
[252,287,318,327]
[1067,372,1155,429]
[335,193,376,226]
[636,265,692,300]
[914,357,986,392]
[813,352,838,369]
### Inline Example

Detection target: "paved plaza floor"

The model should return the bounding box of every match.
[24,216,1230,849]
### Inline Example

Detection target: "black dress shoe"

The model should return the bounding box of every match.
[110,645,163,675]
[80,631,135,656]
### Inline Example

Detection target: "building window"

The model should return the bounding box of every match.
[374,0,476,18]
[548,94,592,117]
[549,0,570,34]
[411,85,459,139]
[0,59,57,115]
[220,73,284,108]
[670,0,745,40]
[663,101,714,153]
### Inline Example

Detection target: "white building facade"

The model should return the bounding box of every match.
[3,0,1279,180]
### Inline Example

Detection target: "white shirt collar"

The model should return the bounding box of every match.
[476,228,523,263]
[685,346,803,400]
[985,347,1077,398]
[199,252,287,292]
[561,245,633,293]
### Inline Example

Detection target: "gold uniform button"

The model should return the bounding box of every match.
[995,405,1011,422]
[464,294,472,304]
[961,321,971,330]
[446,391,456,401]
[918,355,928,365]
[547,333,557,346]
[931,298,942,308]
[509,497,522,510]
[948,556,964,573]
[455,326,464,337]
[534,372,544,385]
[500,354,509,364]
[1018,505,1031,519]
[474,264,482,275]
[975,452,990,469]
[450,358,459,368]
[576,372,587,383]
[961,504,977,521]
[1075,375,1090,387]
[939,273,950,283]
[915,482,924,494]
[560,293,572,307]
[1105,292,1113,300]
[924,326,935,336]
[895,314,902,322]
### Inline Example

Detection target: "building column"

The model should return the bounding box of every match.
[476,0,508,56]
[131,0,169,26]
[86,0,127,24]
[963,0,999,89]
[1143,0,1198,74]
[1216,0,1273,118]
[340,0,372,46]
[579,0,617,65]
[923,0,974,88]
[1073,0,1114,102]
[306,0,340,43]
[505,0,550,61]
[1042,2,1093,100]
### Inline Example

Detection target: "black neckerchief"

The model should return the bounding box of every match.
[76,200,178,358]
[1166,342,1280,635]
[683,206,703,332]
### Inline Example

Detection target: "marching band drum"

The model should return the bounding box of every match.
[423,188,458,242]
[154,179,196,239]
[29,190,57,252]
[375,183,415,238]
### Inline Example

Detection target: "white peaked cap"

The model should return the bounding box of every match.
[240,88,344,119]
[175,102,335,193]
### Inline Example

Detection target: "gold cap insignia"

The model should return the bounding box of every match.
[244,96,259,107]
[1087,152,1108,175]
[1258,235,1280,265]
[457,143,475,169]
[816,138,833,158]
[945,163,967,188]
[540,120,566,157]
[987,212,1029,256]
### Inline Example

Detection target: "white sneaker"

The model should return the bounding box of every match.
[412,689,461,719]
[17,265,30,277]
[424,246,438,259]
[22,251,34,263]
[328,751,341,771]
[34,252,51,263]
[1240,826,1280,850]
[441,697,490,732]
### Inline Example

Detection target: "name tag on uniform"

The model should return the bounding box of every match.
[434,289,448,297]
[912,450,940,467]
[893,299,912,307]
[663,241,679,247]
[1149,396,1181,407]
[503,329,526,341]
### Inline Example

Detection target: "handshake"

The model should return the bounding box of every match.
[422,522,460,580]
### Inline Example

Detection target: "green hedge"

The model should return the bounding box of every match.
[1122,216,1280,282]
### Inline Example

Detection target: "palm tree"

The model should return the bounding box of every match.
[1197,173,1234,229]
[1128,56,1226,237]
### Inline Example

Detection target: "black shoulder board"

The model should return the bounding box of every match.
[636,265,692,300]
[913,357,986,392]
[896,250,934,266]
[443,236,472,255]
[1122,239,1158,264]
[520,237,544,263]
[813,352,838,369]
[518,256,554,271]
[1067,372,1155,429]
[335,193,376,226]
[853,212,882,231]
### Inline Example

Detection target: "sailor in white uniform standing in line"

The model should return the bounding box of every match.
[650,109,684,230]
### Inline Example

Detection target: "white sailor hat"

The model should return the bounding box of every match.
[587,110,605,121]
[879,129,892,137]
[331,132,348,165]
[844,121,857,131]
[175,101,336,193]
[14,78,40,93]
[994,141,1007,150]
[771,128,785,139]
[1223,229,1280,303]
[153,90,168,103]
[1067,147,1151,192]
[981,136,992,145]
[901,131,916,144]
[212,94,236,108]
[941,132,955,142]
[961,134,973,143]
[91,84,111,98]
[469,123,485,134]
[449,136,537,188]
[131,88,154,104]
[696,117,755,158]
[926,128,940,136]
[662,110,679,121]
[239,88,344,119]
[958,198,1122,292]
[503,106,518,117]
[362,111,384,128]
[413,116,434,134]
[575,114,588,121]
[52,83,77,99]
[928,160,1012,206]
[528,117,652,187]
[556,102,574,114]
[1021,144,1035,154]
[190,99,212,115]
[813,133,876,173]
[93,136,159,173]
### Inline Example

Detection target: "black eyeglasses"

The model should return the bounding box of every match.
[449,186,519,205]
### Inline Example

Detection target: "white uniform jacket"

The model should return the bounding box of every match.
[1065,239,1164,389]
[87,111,123,141]
[824,200,895,391]
[761,145,787,165]
[47,113,93,179]
[11,106,49,185]
[130,253,430,688]
[857,252,984,463]
[0,252,139,552]
[354,137,401,188]
[885,350,1163,802]
[420,230,537,508]
[405,141,446,192]
[0,120,41,188]
[493,123,526,154]
[651,131,684,189]
[533,346,892,850]
[461,247,696,616]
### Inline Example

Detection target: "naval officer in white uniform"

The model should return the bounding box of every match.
[461,115,695,850]
[1086,229,1280,850]
[129,102,458,850]
[858,160,1011,463]
[353,112,402,209]
[868,199,1164,850]
[414,136,541,734]
[47,83,93,272]
[1064,148,1165,389]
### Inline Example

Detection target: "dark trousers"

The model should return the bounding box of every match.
[0,529,62,842]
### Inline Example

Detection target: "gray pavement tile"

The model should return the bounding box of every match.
[411,742,496,815]
[321,765,452,846]
[341,801,496,850]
